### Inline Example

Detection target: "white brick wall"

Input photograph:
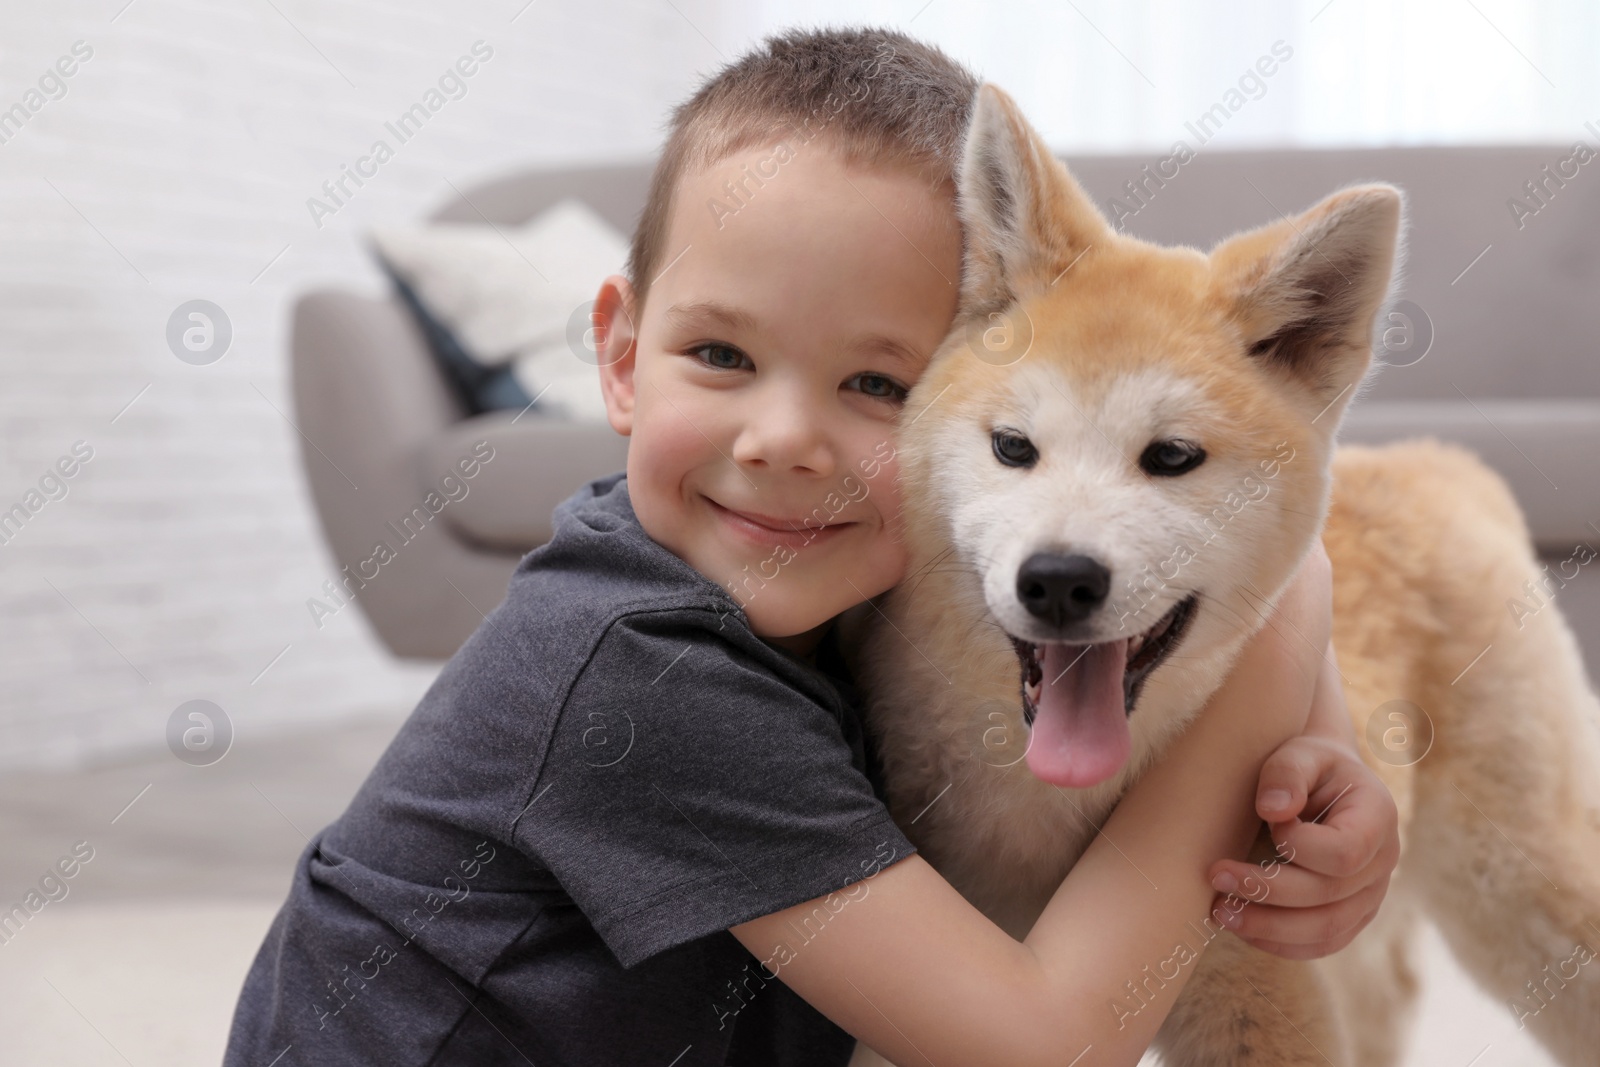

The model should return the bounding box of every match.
[7,0,1597,770]
[0,0,735,768]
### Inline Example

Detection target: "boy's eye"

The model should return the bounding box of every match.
[689,343,749,370]
[850,372,909,403]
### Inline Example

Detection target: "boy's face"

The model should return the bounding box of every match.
[594,139,961,655]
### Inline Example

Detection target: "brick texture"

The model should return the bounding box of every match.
[0,0,729,768]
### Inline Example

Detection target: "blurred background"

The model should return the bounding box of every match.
[1,1,1596,1063]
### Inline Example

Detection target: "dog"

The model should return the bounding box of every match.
[844,83,1600,1066]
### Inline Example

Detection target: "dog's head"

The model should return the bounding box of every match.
[897,84,1405,789]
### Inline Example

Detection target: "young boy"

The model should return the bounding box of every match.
[224,27,1399,1067]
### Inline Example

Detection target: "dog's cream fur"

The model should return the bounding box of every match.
[846,84,1600,1066]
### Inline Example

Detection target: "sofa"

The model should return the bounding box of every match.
[290,146,1600,661]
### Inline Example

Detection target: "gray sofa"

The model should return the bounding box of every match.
[291,147,1600,661]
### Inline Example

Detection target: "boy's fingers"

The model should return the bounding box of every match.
[1254,741,1339,822]
[1208,857,1369,909]
[1232,925,1365,962]
[1211,877,1387,951]
[1267,777,1395,878]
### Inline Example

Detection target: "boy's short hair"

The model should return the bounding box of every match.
[626,26,978,310]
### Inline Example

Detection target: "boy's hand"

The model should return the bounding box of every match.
[1205,559,1401,962]
[1206,734,1401,960]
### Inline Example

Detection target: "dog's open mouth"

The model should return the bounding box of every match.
[1007,594,1198,789]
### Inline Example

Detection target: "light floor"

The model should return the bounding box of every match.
[0,712,1574,1066]
[0,903,1569,1066]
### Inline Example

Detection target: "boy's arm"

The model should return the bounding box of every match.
[1207,637,1402,960]
[730,552,1330,1067]
[1301,641,1358,746]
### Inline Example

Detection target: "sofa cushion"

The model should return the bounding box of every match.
[370,198,628,422]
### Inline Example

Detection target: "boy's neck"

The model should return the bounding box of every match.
[765,617,838,664]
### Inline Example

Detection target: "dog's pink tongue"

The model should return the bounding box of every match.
[1025,640,1131,789]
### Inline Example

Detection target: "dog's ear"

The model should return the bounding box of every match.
[1213,183,1405,410]
[957,82,1110,319]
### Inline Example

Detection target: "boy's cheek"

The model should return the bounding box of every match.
[863,452,904,526]
[870,542,911,595]
[632,388,727,479]
[855,436,899,482]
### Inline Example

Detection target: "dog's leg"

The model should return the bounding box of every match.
[1410,716,1600,1065]
[1150,923,1352,1067]
[1407,502,1600,1066]
[1313,881,1425,1067]
[1143,820,1369,1066]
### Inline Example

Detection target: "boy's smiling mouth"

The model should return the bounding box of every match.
[704,495,857,550]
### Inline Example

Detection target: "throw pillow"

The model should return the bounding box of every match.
[369,197,629,421]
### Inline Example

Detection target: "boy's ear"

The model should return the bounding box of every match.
[593,274,639,437]
[956,82,1111,319]
[1211,183,1405,410]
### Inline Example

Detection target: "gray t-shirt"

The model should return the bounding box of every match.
[223,471,915,1066]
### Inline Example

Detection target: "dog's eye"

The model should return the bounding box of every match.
[991,430,1039,468]
[1140,439,1206,476]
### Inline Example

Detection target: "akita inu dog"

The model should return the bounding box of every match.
[847,84,1600,1066]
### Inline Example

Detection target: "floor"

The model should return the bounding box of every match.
[0,713,403,1065]
[0,712,1583,1066]
[2,558,1595,1064]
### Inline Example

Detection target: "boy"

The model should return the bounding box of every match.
[225,27,1398,1066]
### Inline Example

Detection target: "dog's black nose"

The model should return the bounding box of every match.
[1016,553,1110,627]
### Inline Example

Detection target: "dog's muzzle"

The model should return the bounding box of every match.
[1011,593,1198,724]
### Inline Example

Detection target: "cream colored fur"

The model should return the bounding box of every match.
[845,84,1600,1066]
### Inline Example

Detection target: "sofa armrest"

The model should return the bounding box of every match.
[291,288,466,559]
[291,288,527,660]
[420,411,631,552]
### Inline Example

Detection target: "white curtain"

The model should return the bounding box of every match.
[728,0,1600,151]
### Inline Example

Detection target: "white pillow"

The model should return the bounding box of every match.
[370,198,629,422]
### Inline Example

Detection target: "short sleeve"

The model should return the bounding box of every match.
[514,607,914,969]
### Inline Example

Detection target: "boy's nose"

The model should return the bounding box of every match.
[730,403,835,475]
